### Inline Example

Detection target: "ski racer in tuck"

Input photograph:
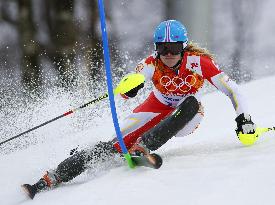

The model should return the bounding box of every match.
[22,20,257,199]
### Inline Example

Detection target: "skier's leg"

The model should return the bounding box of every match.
[134,96,200,151]
[113,92,174,153]
[55,141,116,182]
[113,95,200,154]
[29,141,117,193]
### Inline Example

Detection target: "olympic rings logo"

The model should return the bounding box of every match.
[159,75,197,93]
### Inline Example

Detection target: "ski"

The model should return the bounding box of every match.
[131,153,162,169]
[21,184,38,199]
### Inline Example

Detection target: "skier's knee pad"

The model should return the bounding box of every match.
[176,102,204,137]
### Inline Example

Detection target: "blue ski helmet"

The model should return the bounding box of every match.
[154,20,188,48]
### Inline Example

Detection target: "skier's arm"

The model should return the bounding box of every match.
[210,73,248,116]
[210,73,257,139]
[200,57,247,116]
[201,57,256,137]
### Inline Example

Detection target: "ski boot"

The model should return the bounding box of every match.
[129,137,162,169]
[22,170,61,199]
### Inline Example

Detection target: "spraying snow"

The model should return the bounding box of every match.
[0,75,275,205]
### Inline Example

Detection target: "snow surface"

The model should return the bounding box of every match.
[1,76,275,205]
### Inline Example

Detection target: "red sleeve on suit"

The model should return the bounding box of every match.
[200,56,222,84]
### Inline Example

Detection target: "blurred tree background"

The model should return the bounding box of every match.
[0,0,274,95]
[0,0,117,94]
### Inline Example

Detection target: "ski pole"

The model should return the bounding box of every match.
[0,94,108,146]
[256,127,275,134]
[0,73,145,146]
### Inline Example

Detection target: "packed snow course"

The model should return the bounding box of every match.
[1,76,275,205]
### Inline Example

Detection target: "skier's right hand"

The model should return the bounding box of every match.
[121,83,144,99]
[235,113,256,135]
[235,113,258,145]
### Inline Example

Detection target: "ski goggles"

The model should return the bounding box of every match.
[156,42,184,56]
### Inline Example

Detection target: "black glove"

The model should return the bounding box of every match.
[70,145,79,155]
[235,113,256,134]
[123,83,144,98]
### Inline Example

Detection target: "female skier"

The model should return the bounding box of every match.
[23,20,256,199]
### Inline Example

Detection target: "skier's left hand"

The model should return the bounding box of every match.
[235,113,256,134]
[121,83,144,98]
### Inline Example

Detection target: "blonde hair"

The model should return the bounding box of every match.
[185,42,215,60]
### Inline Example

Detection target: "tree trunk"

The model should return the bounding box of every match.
[81,0,103,81]
[48,0,77,88]
[231,0,255,83]
[18,0,41,92]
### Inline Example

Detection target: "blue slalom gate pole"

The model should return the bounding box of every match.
[97,0,135,168]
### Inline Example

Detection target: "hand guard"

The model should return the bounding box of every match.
[235,113,257,145]
[235,113,256,134]
[122,83,144,98]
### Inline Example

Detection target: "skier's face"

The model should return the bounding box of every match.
[160,53,181,68]
[156,42,183,68]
